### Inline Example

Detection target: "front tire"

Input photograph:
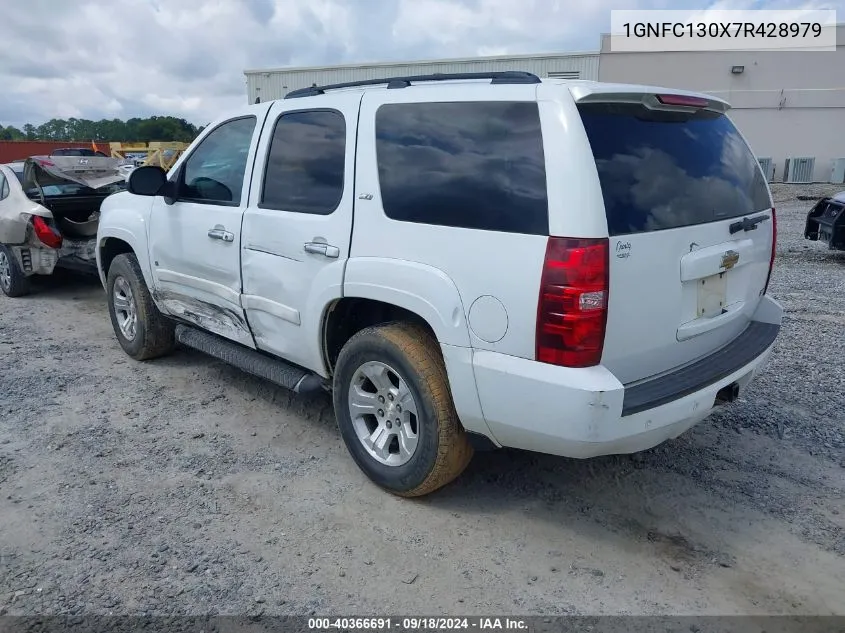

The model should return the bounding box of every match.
[106,253,174,360]
[0,244,31,297]
[333,322,473,497]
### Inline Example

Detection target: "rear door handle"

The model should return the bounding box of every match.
[303,242,340,258]
[208,227,234,242]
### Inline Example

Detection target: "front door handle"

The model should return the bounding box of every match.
[208,227,234,242]
[304,242,340,258]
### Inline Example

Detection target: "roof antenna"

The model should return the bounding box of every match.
[254,97,261,104]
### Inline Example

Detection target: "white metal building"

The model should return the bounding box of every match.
[244,25,845,183]
[245,51,599,102]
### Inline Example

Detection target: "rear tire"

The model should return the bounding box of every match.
[106,253,174,360]
[0,244,30,298]
[333,322,473,497]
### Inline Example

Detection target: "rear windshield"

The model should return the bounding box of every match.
[50,148,107,157]
[25,182,125,198]
[578,103,771,236]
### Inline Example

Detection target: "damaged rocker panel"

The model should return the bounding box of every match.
[153,289,254,348]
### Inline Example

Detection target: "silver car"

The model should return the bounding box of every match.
[0,156,125,297]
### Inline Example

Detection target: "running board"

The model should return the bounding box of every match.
[174,325,326,394]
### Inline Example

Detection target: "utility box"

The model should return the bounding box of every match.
[830,158,845,184]
[784,157,815,183]
[757,158,774,182]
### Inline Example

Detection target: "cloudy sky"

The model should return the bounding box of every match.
[0,0,839,129]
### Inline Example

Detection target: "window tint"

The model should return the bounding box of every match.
[0,174,8,200]
[578,103,771,236]
[261,110,346,214]
[375,101,548,235]
[50,148,104,157]
[181,116,256,205]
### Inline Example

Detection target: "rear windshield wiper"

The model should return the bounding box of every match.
[729,213,770,234]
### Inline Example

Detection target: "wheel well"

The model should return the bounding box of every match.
[99,238,133,277]
[323,298,439,372]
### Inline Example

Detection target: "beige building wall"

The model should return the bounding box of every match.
[598,26,845,182]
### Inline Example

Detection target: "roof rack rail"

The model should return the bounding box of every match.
[284,71,541,99]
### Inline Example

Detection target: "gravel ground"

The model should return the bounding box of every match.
[0,188,843,617]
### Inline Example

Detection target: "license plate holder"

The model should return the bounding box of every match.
[697,272,727,319]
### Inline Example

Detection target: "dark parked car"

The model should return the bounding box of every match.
[805,191,845,250]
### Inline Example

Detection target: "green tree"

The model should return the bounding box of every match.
[0,126,23,140]
[7,116,202,143]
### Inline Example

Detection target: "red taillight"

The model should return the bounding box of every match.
[535,237,609,368]
[764,207,777,295]
[656,94,709,108]
[32,216,63,249]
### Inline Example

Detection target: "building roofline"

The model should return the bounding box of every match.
[244,49,600,76]
[245,21,845,77]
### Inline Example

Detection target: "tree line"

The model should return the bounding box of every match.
[0,116,205,143]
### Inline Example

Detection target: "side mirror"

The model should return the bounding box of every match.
[127,166,167,196]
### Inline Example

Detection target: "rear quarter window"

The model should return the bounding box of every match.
[375,101,548,235]
[578,102,771,236]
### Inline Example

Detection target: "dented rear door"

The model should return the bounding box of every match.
[240,92,362,376]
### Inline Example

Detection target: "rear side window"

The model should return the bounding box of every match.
[375,101,548,235]
[578,103,771,236]
[261,110,346,215]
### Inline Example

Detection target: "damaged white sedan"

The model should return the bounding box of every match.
[0,156,125,297]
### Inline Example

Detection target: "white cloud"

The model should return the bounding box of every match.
[392,0,616,53]
[0,0,842,129]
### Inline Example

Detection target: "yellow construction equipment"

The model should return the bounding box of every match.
[109,142,189,171]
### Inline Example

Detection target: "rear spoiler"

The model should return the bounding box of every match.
[569,85,730,115]
[23,155,125,190]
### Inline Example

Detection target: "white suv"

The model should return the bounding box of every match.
[95,72,782,496]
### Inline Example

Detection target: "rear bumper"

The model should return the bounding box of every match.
[621,320,778,416]
[9,245,58,276]
[55,237,98,275]
[8,240,97,277]
[465,295,783,458]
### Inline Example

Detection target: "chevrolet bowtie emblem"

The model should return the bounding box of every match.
[720,250,740,270]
